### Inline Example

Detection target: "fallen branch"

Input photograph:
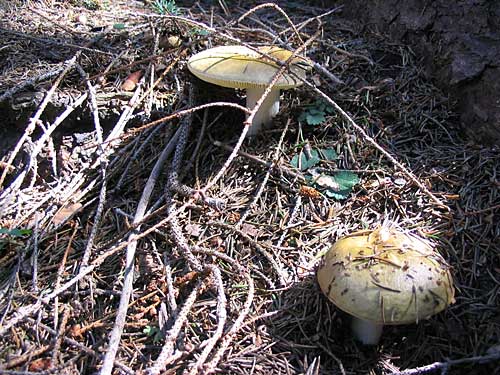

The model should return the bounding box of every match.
[389,351,500,375]
[97,121,184,375]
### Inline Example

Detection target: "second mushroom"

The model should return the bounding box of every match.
[317,226,455,345]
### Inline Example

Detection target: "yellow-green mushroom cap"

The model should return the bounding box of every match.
[317,227,455,343]
[187,45,310,89]
[187,45,311,137]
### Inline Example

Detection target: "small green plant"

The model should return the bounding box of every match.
[143,325,164,344]
[0,227,32,251]
[299,99,335,126]
[113,23,126,30]
[153,0,180,15]
[290,146,359,200]
[189,27,210,36]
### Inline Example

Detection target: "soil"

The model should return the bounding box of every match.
[338,0,500,145]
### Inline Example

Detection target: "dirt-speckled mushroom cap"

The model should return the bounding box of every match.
[317,227,455,325]
[187,45,311,89]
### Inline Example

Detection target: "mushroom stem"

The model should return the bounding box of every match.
[245,88,280,137]
[351,317,384,345]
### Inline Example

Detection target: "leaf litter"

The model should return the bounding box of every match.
[0,1,498,374]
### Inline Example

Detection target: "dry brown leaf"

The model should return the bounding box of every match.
[299,185,321,199]
[175,271,199,288]
[68,324,83,339]
[28,358,52,372]
[241,223,259,238]
[227,211,241,224]
[53,202,82,226]
[167,35,181,47]
[185,223,202,237]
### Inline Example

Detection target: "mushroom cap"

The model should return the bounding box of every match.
[317,227,455,325]
[187,45,311,89]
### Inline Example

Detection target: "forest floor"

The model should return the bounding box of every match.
[0,1,499,374]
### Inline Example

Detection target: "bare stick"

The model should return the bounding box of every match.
[212,139,306,182]
[1,93,88,197]
[50,305,70,366]
[200,261,255,375]
[53,225,77,330]
[237,119,290,225]
[276,195,302,248]
[389,351,500,375]
[0,67,65,103]
[0,27,113,56]
[98,123,183,375]
[107,102,251,144]
[188,265,227,375]
[300,79,448,210]
[31,216,40,292]
[105,74,145,147]
[145,279,204,375]
[0,55,78,188]
[115,125,167,190]
[27,318,134,375]
[76,64,107,269]
[236,3,303,44]
[210,221,288,286]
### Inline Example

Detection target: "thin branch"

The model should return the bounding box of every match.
[389,352,500,375]
[0,55,78,188]
[236,3,304,44]
[300,78,449,210]
[145,279,204,375]
[98,122,183,375]
[237,118,290,225]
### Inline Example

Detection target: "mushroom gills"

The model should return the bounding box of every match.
[245,88,280,136]
[351,317,384,345]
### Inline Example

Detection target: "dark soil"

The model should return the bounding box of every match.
[339,0,500,145]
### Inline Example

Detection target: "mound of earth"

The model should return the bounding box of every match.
[340,0,500,145]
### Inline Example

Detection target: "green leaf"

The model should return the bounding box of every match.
[319,148,338,161]
[299,99,334,126]
[308,108,324,115]
[193,28,209,36]
[291,149,321,171]
[0,228,31,237]
[143,326,164,343]
[334,171,359,189]
[305,112,326,125]
[324,188,352,200]
[324,104,335,114]
[313,171,359,200]
[8,229,32,237]
[153,0,180,15]
[290,154,300,169]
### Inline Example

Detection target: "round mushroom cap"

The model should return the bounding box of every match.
[187,45,311,89]
[317,227,455,325]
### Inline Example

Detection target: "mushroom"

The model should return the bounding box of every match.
[317,226,455,345]
[187,45,311,137]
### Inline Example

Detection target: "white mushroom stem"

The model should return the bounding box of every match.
[351,317,384,345]
[245,87,280,137]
